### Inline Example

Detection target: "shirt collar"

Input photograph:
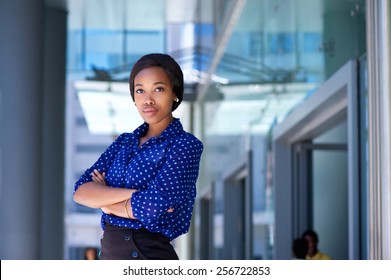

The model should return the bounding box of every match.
[133,118,184,140]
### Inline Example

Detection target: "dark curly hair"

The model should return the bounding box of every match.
[128,53,184,112]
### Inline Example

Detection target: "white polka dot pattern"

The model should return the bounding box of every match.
[74,118,203,240]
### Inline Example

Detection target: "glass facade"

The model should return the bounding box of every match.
[196,0,365,260]
[65,0,366,259]
[67,0,165,74]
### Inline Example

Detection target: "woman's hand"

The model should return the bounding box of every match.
[74,170,134,208]
[91,169,106,185]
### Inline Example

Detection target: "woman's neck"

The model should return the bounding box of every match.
[140,117,174,146]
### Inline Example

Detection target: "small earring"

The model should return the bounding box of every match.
[134,102,136,106]
[174,97,179,102]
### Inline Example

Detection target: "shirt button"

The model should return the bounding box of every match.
[124,234,131,241]
[131,251,139,258]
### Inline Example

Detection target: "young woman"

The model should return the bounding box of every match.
[73,53,203,260]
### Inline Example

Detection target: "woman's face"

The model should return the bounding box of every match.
[133,66,176,126]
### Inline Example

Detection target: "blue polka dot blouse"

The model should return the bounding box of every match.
[74,118,203,240]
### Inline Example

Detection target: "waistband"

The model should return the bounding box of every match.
[104,224,169,241]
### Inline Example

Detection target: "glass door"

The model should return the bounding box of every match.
[293,136,349,259]
[273,60,359,259]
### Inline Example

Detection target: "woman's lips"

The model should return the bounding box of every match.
[143,107,157,116]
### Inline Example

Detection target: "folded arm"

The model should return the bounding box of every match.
[73,169,136,209]
[73,181,137,209]
[73,170,167,220]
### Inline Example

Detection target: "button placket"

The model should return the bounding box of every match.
[124,234,131,241]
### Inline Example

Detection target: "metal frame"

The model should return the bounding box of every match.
[366,0,391,260]
[221,150,253,260]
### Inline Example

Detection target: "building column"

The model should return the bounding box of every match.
[366,0,391,260]
[0,1,67,259]
[40,7,67,260]
[0,0,44,259]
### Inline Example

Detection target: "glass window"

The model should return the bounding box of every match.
[201,0,365,260]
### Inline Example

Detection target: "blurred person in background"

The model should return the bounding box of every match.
[292,238,308,260]
[84,247,98,260]
[302,229,331,260]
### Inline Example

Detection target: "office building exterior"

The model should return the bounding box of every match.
[0,0,390,260]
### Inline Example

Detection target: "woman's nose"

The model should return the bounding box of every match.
[144,94,154,105]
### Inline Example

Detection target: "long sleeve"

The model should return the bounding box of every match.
[75,118,203,240]
[73,133,131,193]
[131,135,203,236]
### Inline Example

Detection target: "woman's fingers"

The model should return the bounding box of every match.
[91,169,106,185]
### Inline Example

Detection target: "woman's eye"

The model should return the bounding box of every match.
[135,89,144,94]
[155,87,164,92]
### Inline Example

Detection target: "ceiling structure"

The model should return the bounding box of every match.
[65,0,319,136]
